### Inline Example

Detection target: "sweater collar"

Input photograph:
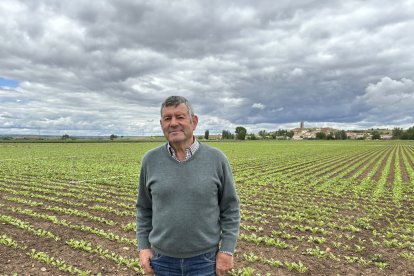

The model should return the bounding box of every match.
[167,137,199,162]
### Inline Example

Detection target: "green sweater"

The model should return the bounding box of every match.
[136,143,240,258]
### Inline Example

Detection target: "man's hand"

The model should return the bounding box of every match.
[139,249,154,275]
[216,252,234,276]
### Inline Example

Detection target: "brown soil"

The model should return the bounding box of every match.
[386,150,396,188]
[0,194,139,276]
[398,146,414,183]
[372,149,392,182]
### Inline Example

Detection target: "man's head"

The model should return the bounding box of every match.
[160,96,194,119]
[160,96,198,146]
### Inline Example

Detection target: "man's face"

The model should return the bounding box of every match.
[160,103,198,145]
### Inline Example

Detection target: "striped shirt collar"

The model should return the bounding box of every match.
[167,137,199,163]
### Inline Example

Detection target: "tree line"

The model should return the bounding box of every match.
[391,127,414,140]
[216,127,294,140]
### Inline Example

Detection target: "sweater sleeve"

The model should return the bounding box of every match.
[136,158,153,250]
[218,155,240,253]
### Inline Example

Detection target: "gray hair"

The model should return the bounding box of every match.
[160,96,195,118]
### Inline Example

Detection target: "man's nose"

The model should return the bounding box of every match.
[170,117,178,126]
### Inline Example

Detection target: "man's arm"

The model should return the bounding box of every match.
[136,160,154,273]
[136,162,153,250]
[217,155,240,274]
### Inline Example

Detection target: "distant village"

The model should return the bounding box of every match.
[216,122,403,141]
[290,122,393,140]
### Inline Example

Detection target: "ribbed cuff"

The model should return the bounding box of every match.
[219,238,237,254]
[137,236,151,251]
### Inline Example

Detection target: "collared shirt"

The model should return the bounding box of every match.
[167,138,199,163]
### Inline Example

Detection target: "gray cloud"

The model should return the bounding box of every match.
[1,0,413,136]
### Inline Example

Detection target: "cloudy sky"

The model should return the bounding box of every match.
[1,0,413,136]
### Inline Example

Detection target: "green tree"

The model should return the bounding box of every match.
[235,126,247,140]
[248,133,257,140]
[327,132,335,140]
[221,130,234,139]
[407,126,414,140]
[339,130,347,140]
[371,130,381,140]
[271,129,294,139]
[61,134,70,140]
[315,132,326,140]
[204,130,209,140]
[392,127,403,139]
[258,130,267,138]
[400,132,409,140]
[110,134,118,140]
[334,130,347,140]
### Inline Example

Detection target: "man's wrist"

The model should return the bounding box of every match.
[219,250,233,256]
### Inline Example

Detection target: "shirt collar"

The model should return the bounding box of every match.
[167,137,199,161]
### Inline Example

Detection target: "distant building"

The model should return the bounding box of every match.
[292,124,336,140]
[380,134,392,140]
[346,132,372,140]
[346,132,364,140]
[291,123,394,140]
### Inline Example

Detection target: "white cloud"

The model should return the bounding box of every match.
[356,77,414,126]
[289,68,304,77]
[361,77,414,105]
[252,103,266,109]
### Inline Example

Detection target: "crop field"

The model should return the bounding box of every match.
[0,140,413,275]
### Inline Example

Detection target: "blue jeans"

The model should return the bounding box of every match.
[151,250,216,276]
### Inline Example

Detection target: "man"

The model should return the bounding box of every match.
[136,96,240,275]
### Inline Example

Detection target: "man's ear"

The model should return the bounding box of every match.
[192,115,199,130]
